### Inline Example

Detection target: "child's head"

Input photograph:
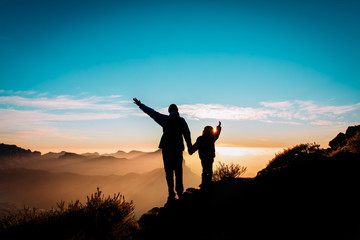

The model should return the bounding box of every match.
[202,126,214,136]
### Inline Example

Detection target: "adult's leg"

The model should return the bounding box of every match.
[162,149,176,199]
[173,151,184,197]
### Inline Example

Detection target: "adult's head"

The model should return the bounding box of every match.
[168,104,178,113]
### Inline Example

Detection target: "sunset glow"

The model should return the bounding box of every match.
[0,0,359,163]
[216,146,282,157]
[1,2,359,238]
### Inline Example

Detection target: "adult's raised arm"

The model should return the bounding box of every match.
[133,98,167,127]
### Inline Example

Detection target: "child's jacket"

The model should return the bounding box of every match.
[190,127,221,160]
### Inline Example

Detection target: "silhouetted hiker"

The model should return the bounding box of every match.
[133,98,192,203]
[189,122,221,189]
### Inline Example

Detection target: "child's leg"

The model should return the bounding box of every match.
[208,160,213,182]
[201,158,213,186]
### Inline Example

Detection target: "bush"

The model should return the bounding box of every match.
[266,143,322,170]
[212,162,247,181]
[0,188,138,240]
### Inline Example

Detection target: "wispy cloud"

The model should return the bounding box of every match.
[1,92,359,128]
[177,100,360,126]
[0,93,135,143]
[0,109,124,122]
[0,95,132,111]
[177,104,275,121]
[260,101,293,110]
[0,93,137,125]
[0,126,88,141]
[309,120,346,126]
[293,100,360,118]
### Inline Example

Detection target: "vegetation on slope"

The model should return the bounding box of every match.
[0,188,138,240]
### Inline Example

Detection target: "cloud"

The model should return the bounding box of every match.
[310,120,346,126]
[260,101,293,110]
[0,93,135,143]
[294,100,360,116]
[177,104,275,121]
[0,126,88,141]
[177,100,360,125]
[0,109,124,123]
[1,92,359,128]
[0,95,132,111]
[0,93,137,126]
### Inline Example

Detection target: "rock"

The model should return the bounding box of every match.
[329,132,346,149]
[329,125,360,150]
[345,125,360,139]
[138,207,162,227]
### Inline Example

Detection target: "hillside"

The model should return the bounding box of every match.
[138,126,360,240]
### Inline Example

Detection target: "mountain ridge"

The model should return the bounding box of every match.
[0,143,161,166]
[0,143,165,176]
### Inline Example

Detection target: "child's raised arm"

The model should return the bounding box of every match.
[214,121,221,141]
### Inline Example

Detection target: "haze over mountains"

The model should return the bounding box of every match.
[0,144,200,218]
[0,144,164,175]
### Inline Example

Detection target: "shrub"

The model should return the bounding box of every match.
[0,188,138,240]
[266,143,321,170]
[212,162,247,181]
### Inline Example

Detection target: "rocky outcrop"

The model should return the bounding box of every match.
[329,125,360,150]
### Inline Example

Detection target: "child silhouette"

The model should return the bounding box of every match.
[189,121,221,189]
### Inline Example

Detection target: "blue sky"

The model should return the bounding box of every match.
[1,0,360,153]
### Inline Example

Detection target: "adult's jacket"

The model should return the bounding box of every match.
[139,104,192,151]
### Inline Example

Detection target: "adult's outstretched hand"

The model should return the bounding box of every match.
[133,98,141,106]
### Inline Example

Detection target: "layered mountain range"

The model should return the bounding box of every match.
[0,144,200,218]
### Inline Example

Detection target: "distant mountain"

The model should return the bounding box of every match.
[0,143,200,217]
[0,143,41,168]
[24,150,163,176]
[103,150,152,159]
[0,143,165,176]
[41,151,67,159]
[81,152,100,158]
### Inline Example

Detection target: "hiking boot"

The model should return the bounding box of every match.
[165,196,176,207]
[177,193,183,200]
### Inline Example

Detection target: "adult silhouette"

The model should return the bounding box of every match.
[133,98,192,202]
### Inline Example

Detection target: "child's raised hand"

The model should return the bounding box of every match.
[216,121,222,133]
